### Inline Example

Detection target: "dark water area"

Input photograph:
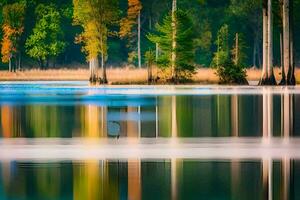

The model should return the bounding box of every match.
[0,159,299,200]
[0,82,299,199]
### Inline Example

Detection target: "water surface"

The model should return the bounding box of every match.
[0,82,299,200]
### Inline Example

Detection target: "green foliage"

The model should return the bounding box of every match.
[144,49,155,66]
[25,4,66,64]
[211,24,229,67]
[212,24,247,84]
[148,9,195,81]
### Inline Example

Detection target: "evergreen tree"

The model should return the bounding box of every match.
[212,24,248,84]
[148,9,195,82]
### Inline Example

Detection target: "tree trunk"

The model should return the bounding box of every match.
[280,32,286,84]
[18,52,21,71]
[253,34,257,68]
[89,57,99,84]
[171,0,177,82]
[101,51,107,84]
[8,57,11,72]
[288,0,295,85]
[234,33,239,66]
[138,12,142,69]
[259,0,269,85]
[267,0,276,85]
[282,0,290,85]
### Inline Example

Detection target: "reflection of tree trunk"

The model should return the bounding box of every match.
[1,106,13,137]
[282,158,290,200]
[171,96,177,138]
[262,159,272,200]
[73,161,102,200]
[101,106,107,137]
[127,107,139,138]
[128,159,141,200]
[231,95,239,137]
[85,105,100,137]
[282,93,294,137]
[231,161,240,199]
[262,89,273,138]
[171,158,178,200]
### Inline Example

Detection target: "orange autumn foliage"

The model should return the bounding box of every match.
[1,2,25,63]
[119,0,142,38]
[1,24,20,63]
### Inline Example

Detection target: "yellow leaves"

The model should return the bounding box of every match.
[119,0,142,38]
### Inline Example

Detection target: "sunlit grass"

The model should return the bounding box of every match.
[0,66,299,84]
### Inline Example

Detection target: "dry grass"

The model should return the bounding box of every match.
[1,67,300,84]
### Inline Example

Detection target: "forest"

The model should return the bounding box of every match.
[0,0,299,84]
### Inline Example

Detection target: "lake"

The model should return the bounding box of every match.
[0,81,299,199]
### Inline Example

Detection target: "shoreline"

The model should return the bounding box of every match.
[0,67,298,84]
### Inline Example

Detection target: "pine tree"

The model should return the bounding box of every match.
[211,25,248,84]
[148,9,195,82]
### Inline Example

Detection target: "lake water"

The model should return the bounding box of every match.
[0,81,299,199]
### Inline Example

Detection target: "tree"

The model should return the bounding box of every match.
[281,0,296,85]
[148,9,195,82]
[25,4,66,69]
[120,0,142,68]
[211,25,248,84]
[73,0,119,84]
[259,0,276,85]
[1,2,26,72]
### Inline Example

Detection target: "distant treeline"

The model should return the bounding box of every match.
[1,0,300,71]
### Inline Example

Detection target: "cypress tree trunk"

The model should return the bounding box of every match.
[101,51,107,84]
[267,0,276,85]
[288,0,296,85]
[280,32,285,85]
[259,0,269,85]
[282,0,290,85]
[138,12,142,69]
[171,0,177,82]
[89,57,99,84]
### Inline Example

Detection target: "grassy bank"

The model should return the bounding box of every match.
[0,67,299,84]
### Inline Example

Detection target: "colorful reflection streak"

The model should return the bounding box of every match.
[1,94,300,138]
[0,159,299,200]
